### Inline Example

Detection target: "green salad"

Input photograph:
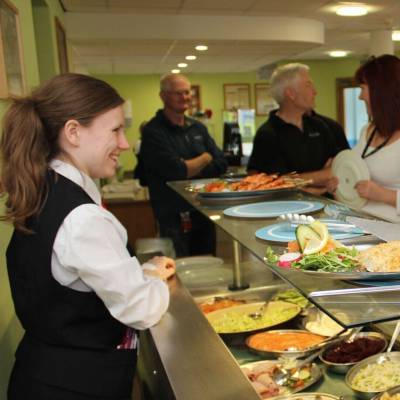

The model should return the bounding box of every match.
[265,245,361,273]
[292,246,360,273]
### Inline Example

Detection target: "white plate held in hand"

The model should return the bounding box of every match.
[332,150,370,209]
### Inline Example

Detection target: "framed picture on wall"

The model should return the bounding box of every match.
[223,83,250,110]
[55,17,69,73]
[188,84,201,116]
[0,0,25,98]
[255,83,277,116]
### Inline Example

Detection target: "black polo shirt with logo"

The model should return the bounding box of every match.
[247,110,340,174]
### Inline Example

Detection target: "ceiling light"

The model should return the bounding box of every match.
[178,63,188,68]
[393,31,400,41]
[195,45,208,51]
[185,55,197,60]
[336,3,368,16]
[171,69,180,74]
[329,50,348,57]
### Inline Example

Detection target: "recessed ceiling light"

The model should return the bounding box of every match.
[171,69,180,74]
[393,31,400,41]
[329,50,348,57]
[185,55,197,60]
[336,3,368,16]
[195,45,208,51]
[178,63,188,68]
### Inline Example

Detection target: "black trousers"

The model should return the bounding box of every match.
[159,210,216,258]
[8,361,132,400]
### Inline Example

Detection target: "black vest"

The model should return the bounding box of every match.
[7,172,136,397]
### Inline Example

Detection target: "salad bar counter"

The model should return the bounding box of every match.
[139,277,367,400]
[137,178,400,400]
[168,179,400,328]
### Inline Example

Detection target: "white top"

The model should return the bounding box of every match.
[50,159,169,330]
[353,125,400,219]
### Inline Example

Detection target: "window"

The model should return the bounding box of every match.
[336,78,368,147]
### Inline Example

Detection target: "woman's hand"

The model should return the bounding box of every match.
[145,256,176,281]
[325,176,339,194]
[301,175,338,196]
[355,180,383,201]
[355,180,396,206]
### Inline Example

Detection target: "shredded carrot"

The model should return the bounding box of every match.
[320,238,337,254]
[199,299,245,314]
[248,331,325,351]
[287,240,300,252]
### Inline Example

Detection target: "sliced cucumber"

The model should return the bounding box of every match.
[295,224,321,252]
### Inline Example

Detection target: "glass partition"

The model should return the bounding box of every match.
[168,180,400,328]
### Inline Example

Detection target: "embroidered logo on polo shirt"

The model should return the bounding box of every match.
[309,131,321,138]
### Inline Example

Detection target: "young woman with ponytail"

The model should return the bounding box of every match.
[0,73,175,400]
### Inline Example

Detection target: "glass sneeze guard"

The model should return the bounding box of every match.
[168,179,400,329]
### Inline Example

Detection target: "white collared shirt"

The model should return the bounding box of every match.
[50,159,169,330]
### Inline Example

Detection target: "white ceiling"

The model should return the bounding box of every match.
[62,0,400,75]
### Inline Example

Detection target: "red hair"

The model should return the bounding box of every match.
[355,54,400,138]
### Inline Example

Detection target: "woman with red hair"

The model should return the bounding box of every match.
[353,54,400,217]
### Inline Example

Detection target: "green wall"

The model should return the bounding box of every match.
[95,72,272,170]
[97,58,361,172]
[32,2,57,81]
[0,1,64,398]
[298,58,361,118]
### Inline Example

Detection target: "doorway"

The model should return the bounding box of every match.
[337,78,369,147]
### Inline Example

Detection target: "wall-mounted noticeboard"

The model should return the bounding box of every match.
[223,83,250,110]
[255,83,278,116]
[188,84,201,116]
[0,0,25,98]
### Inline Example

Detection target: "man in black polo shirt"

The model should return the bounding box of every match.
[247,63,340,195]
[311,110,350,152]
[141,73,227,257]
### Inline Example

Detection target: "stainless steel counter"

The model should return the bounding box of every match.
[137,180,399,400]
[140,275,260,400]
[140,272,361,399]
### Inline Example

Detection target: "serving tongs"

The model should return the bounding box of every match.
[247,303,266,320]
[272,348,323,385]
[387,320,400,353]
[278,213,360,233]
[272,327,362,386]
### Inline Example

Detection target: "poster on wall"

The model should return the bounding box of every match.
[255,83,278,116]
[188,85,201,116]
[0,0,25,98]
[224,83,250,110]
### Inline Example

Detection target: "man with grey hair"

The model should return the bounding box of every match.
[247,63,341,194]
[141,73,227,257]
